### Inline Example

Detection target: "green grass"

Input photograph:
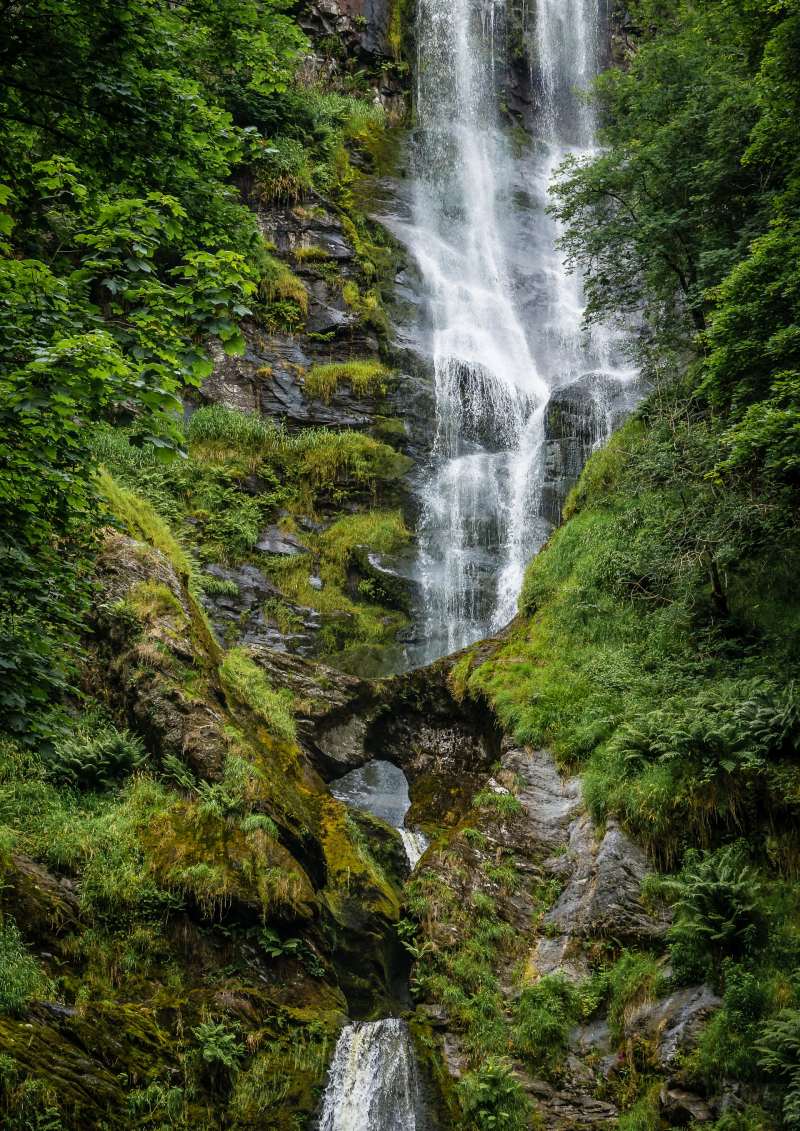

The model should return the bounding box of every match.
[0,918,53,1016]
[303,359,392,404]
[219,648,297,743]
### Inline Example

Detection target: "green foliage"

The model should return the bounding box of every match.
[455,1058,534,1131]
[756,1010,800,1129]
[0,918,53,1016]
[513,976,579,1071]
[552,0,800,482]
[664,844,768,981]
[47,718,146,790]
[219,647,296,743]
[304,359,392,403]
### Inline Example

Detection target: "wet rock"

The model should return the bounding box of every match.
[571,1018,613,1057]
[505,747,582,855]
[200,563,320,655]
[543,815,670,944]
[540,372,641,525]
[626,985,722,1069]
[309,574,324,590]
[660,1085,714,1124]
[256,525,309,556]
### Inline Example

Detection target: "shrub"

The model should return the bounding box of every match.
[0,919,53,1015]
[664,843,768,981]
[47,719,146,789]
[513,976,579,1072]
[456,1058,534,1130]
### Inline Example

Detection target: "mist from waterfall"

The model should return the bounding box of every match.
[403,0,636,662]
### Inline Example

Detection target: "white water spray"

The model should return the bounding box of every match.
[401,0,636,660]
[318,1019,427,1130]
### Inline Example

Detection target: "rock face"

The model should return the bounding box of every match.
[405,745,701,1128]
[198,194,435,462]
[540,372,641,525]
[626,984,722,1070]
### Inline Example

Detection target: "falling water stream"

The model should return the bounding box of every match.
[399,0,637,662]
[320,0,637,1122]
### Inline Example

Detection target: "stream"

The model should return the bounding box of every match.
[320,0,635,1123]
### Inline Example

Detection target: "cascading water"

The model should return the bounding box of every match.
[318,1019,428,1130]
[319,3,638,1122]
[400,0,637,662]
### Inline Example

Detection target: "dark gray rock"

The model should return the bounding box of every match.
[541,814,670,947]
[540,371,641,525]
[660,1086,714,1125]
[524,1076,618,1127]
[200,563,320,655]
[626,985,722,1069]
[255,526,309,556]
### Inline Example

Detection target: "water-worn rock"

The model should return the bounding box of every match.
[540,372,641,525]
[626,985,722,1069]
[542,814,670,944]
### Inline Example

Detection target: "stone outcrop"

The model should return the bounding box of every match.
[626,984,722,1070]
[540,371,642,525]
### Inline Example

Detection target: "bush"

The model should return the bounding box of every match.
[756,1010,800,1129]
[47,719,146,789]
[0,918,53,1016]
[513,976,579,1072]
[456,1058,534,1130]
[664,843,768,981]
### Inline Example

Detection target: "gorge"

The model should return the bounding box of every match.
[2,0,800,1129]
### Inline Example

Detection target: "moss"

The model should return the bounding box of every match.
[304,359,393,404]
[318,797,400,922]
[292,245,333,264]
[145,799,317,921]
[98,469,198,589]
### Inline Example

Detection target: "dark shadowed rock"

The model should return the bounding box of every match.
[523,1075,618,1127]
[540,372,641,525]
[660,1085,714,1124]
[200,563,321,655]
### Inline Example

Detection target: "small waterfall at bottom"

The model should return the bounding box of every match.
[318,1018,428,1130]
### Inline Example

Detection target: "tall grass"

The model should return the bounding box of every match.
[304,359,391,404]
[219,648,296,744]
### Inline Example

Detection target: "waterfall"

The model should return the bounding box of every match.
[318,1019,427,1130]
[401,0,636,662]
